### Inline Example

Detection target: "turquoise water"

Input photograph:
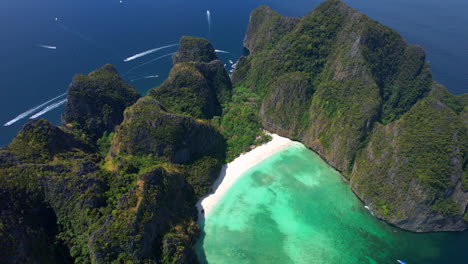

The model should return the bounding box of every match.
[197,143,468,263]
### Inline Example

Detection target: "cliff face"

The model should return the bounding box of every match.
[351,84,468,231]
[0,36,230,263]
[110,96,225,164]
[236,0,467,232]
[62,64,140,141]
[149,36,232,119]
[0,120,100,263]
[88,167,199,263]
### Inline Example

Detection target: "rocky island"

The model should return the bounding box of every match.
[0,0,466,263]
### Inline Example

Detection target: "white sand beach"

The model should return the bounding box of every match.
[197,133,295,220]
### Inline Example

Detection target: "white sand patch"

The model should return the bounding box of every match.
[197,133,295,220]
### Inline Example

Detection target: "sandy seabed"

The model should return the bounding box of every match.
[197,133,295,220]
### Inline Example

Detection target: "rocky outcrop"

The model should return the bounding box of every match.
[0,165,72,264]
[0,119,101,263]
[236,0,467,232]
[173,36,218,64]
[149,36,232,119]
[8,119,89,162]
[111,97,225,164]
[62,64,140,141]
[351,84,467,232]
[244,6,300,55]
[88,167,198,263]
[1,54,226,263]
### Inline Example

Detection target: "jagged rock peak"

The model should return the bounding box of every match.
[62,64,140,141]
[173,36,218,64]
[111,96,225,164]
[149,36,232,119]
[8,119,84,161]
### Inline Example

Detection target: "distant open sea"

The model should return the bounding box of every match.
[0,0,467,146]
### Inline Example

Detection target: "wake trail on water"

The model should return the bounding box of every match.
[215,50,229,53]
[123,44,178,62]
[38,44,57,50]
[124,52,175,76]
[130,75,160,82]
[30,99,68,119]
[3,93,67,126]
[206,10,212,32]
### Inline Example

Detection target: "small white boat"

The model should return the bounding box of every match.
[397,260,407,264]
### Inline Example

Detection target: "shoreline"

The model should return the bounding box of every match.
[196,133,295,222]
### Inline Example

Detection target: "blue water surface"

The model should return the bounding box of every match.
[0,0,466,145]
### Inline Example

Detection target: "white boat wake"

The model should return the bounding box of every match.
[123,44,178,62]
[206,10,212,32]
[215,49,229,54]
[3,93,67,126]
[30,99,68,119]
[130,75,160,82]
[124,52,175,76]
[38,44,57,50]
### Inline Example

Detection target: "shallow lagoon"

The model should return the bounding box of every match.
[197,143,468,263]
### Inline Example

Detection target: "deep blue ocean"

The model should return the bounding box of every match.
[0,0,467,146]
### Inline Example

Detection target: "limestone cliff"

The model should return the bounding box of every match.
[0,44,227,262]
[149,36,232,119]
[62,64,140,141]
[110,96,225,164]
[235,0,467,232]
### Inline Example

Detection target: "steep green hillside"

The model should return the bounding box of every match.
[63,64,140,142]
[149,36,232,119]
[351,84,467,231]
[0,36,232,263]
[1,1,467,263]
[235,0,467,232]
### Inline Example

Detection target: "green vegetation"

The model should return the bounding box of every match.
[431,198,459,217]
[463,170,468,191]
[0,50,228,262]
[149,63,226,119]
[173,36,218,63]
[235,0,346,98]
[97,131,114,157]
[63,64,140,141]
[111,97,225,164]
[351,95,466,223]
[149,37,232,120]
[361,25,432,123]
[8,119,84,162]
[214,86,271,162]
[1,1,468,262]
[236,0,467,231]
[261,72,313,138]
[398,98,463,192]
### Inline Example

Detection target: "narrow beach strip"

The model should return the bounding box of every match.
[197,133,295,220]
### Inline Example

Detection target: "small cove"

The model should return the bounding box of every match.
[196,143,468,263]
